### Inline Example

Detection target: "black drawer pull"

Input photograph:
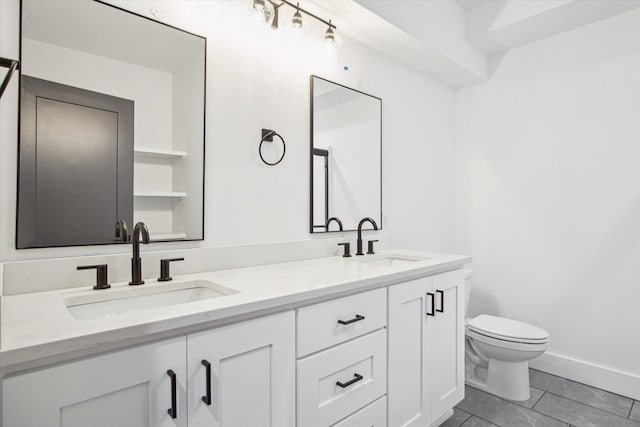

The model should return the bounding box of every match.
[336,373,364,388]
[426,293,435,316]
[338,314,365,325]
[436,290,444,313]
[167,369,177,419]
[202,360,212,405]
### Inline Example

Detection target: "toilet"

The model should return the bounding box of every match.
[464,269,549,401]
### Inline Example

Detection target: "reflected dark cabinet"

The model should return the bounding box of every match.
[17,76,134,248]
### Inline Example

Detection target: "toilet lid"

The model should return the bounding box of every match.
[467,315,549,342]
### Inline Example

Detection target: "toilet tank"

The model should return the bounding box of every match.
[464,267,472,317]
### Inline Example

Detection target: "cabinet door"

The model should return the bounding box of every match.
[388,276,432,427]
[431,270,465,422]
[2,337,187,427]
[187,311,295,427]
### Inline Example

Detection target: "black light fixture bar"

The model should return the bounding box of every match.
[276,0,336,29]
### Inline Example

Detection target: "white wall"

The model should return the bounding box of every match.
[457,9,640,398]
[314,95,381,230]
[22,39,173,149]
[0,0,457,261]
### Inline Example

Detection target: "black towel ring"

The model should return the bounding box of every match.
[259,128,286,166]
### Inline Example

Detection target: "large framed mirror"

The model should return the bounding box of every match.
[17,0,206,248]
[310,76,382,233]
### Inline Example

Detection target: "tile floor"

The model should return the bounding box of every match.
[442,369,640,427]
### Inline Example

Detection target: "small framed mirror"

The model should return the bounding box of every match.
[17,0,206,248]
[310,76,382,233]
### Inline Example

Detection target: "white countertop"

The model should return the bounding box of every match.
[0,249,470,368]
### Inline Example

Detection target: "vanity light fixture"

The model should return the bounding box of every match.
[253,0,337,42]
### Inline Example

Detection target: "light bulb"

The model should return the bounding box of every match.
[252,0,265,13]
[324,24,335,44]
[292,6,303,29]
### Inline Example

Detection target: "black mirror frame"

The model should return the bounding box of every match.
[15,0,207,249]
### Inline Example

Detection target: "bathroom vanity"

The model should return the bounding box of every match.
[0,250,469,427]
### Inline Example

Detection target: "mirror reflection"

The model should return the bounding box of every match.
[17,0,206,248]
[310,76,382,233]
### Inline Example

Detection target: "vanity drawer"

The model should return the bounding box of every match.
[331,396,387,427]
[297,329,387,427]
[297,288,386,357]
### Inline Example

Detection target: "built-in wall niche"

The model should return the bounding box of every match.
[16,0,205,248]
[310,76,382,233]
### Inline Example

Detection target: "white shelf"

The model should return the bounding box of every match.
[152,232,187,240]
[134,147,186,158]
[134,191,186,198]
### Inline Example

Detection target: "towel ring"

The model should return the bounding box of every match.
[259,129,286,166]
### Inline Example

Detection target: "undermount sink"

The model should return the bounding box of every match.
[365,256,422,267]
[65,280,239,320]
[349,254,430,267]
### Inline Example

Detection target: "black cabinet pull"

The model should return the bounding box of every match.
[426,293,435,316]
[338,314,365,325]
[336,373,363,388]
[167,369,177,419]
[436,290,444,313]
[201,360,212,405]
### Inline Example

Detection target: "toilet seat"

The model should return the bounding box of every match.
[467,315,549,344]
[466,328,548,352]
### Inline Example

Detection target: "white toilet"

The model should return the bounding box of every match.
[464,269,549,401]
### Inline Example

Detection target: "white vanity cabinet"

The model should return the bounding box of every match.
[1,265,468,427]
[187,310,295,427]
[2,311,295,427]
[2,337,188,427]
[388,269,465,427]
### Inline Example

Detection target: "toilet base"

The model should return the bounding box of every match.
[465,357,531,401]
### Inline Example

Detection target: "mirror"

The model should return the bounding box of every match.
[17,0,206,248]
[310,76,382,233]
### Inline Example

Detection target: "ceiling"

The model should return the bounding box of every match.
[458,0,640,55]
[310,0,640,87]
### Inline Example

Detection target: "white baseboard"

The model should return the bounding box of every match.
[530,352,640,400]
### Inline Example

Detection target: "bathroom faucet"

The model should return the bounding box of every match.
[129,222,150,285]
[356,217,378,256]
[115,219,129,242]
[326,216,343,231]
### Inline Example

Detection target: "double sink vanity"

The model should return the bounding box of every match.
[0,248,470,427]
[1,1,470,426]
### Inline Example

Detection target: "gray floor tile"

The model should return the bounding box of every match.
[457,386,569,427]
[508,387,545,409]
[461,416,499,427]
[530,369,633,417]
[533,393,640,427]
[441,408,472,427]
[630,401,640,422]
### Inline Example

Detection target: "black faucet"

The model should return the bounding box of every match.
[326,216,343,231]
[356,217,378,255]
[129,222,150,285]
[115,219,129,242]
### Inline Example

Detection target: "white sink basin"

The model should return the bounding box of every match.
[365,257,422,267]
[349,254,430,267]
[65,280,238,320]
